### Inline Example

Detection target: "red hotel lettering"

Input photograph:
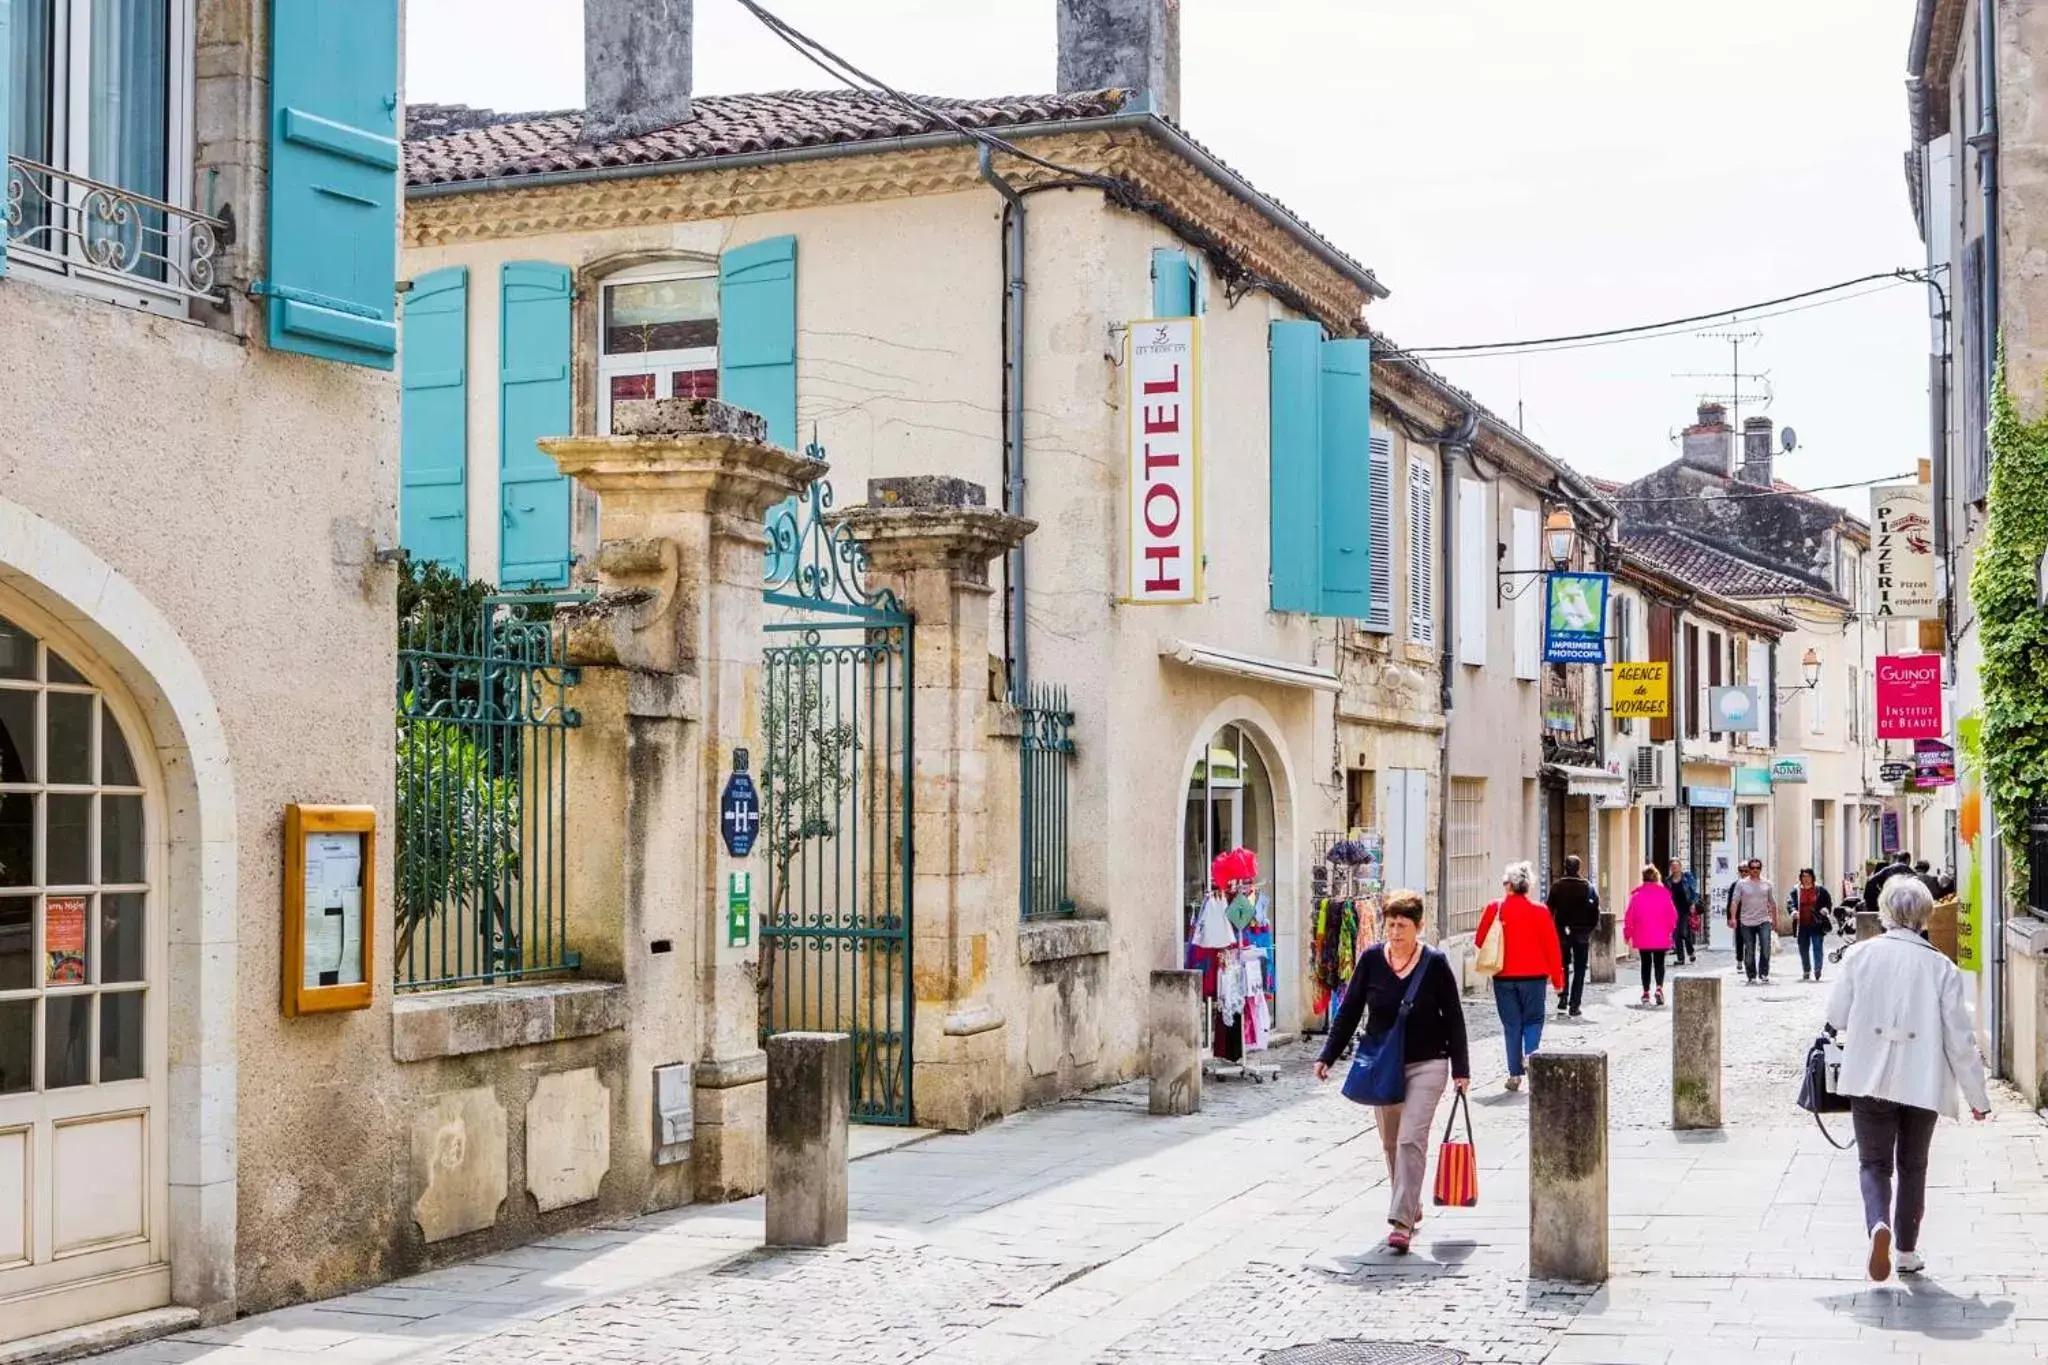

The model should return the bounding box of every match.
[1143,545,1182,594]
[1143,365,1181,395]
[1143,403,1181,434]
[1144,482,1181,537]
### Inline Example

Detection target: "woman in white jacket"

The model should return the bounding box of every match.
[1825,876,1991,1281]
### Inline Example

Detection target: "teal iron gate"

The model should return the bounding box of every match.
[760,464,916,1124]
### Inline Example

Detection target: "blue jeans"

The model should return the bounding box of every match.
[1737,922,1772,980]
[1797,926,1829,978]
[1493,976,1548,1077]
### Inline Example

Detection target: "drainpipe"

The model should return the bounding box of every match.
[980,144,1029,699]
[1436,410,1479,944]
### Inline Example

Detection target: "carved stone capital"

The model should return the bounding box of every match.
[830,505,1036,584]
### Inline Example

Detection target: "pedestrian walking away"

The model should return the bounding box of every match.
[1474,861,1565,1090]
[1547,853,1599,1017]
[1666,858,1699,963]
[1861,850,1913,914]
[1825,876,1991,1281]
[1624,865,1678,1006]
[1315,890,1471,1253]
[1729,859,1777,984]
[1790,868,1834,982]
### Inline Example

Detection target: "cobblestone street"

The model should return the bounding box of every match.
[98,946,2048,1365]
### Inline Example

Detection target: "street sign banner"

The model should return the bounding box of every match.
[1709,685,1762,734]
[1871,484,1938,619]
[1876,655,1943,739]
[1610,661,1669,718]
[1124,317,1202,604]
[1879,761,1913,783]
[1913,739,1957,788]
[1543,572,1609,664]
[1769,755,1810,784]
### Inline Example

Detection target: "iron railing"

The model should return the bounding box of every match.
[5,155,228,304]
[396,594,584,990]
[1019,683,1076,920]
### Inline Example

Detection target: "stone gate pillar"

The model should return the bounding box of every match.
[836,477,1034,1132]
[542,400,822,1202]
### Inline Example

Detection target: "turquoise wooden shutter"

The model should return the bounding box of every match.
[1318,338,1372,618]
[400,267,469,575]
[720,236,799,580]
[1151,247,1193,317]
[499,262,573,588]
[0,0,10,278]
[1268,320,1322,613]
[265,0,400,368]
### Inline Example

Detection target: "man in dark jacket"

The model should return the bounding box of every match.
[1666,858,1699,962]
[1862,851,1912,912]
[1548,854,1600,1018]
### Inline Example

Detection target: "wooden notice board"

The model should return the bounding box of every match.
[283,804,376,1016]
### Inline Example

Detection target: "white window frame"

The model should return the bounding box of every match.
[1807,651,1827,737]
[595,262,721,435]
[6,0,198,318]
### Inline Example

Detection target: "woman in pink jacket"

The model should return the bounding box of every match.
[1623,865,1680,1007]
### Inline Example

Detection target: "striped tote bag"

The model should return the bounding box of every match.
[1431,1089,1479,1208]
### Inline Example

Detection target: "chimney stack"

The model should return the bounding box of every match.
[584,0,693,144]
[1739,417,1775,487]
[1057,0,1181,123]
[1679,402,1735,478]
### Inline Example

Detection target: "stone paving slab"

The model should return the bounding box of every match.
[88,946,2048,1365]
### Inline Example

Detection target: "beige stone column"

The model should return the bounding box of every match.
[543,399,822,1202]
[835,478,1034,1133]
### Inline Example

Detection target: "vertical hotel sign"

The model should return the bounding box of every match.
[1125,318,1202,603]
[1870,484,1938,618]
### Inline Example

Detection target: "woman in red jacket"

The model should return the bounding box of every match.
[1474,860,1566,1091]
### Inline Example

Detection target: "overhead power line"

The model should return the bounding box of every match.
[1608,471,1918,507]
[1391,269,1942,358]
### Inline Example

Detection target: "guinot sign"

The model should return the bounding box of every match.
[1875,654,1943,740]
[1125,318,1203,604]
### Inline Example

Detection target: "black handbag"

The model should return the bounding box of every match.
[1795,1028,1854,1149]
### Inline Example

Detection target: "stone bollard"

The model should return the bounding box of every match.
[765,1032,850,1248]
[1671,977,1722,1130]
[1590,911,1617,984]
[1529,1050,1609,1284]
[1856,909,1882,942]
[1149,969,1204,1116]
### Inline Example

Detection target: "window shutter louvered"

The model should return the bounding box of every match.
[1408,457,1436,644]
[1455,477,1487,665]
[1268,320,1323,613]
[1963,238,1988,502]
[401,266,470,575]
[1318,338,1372,619]
[1364,430,1394,632]
[1746,636,1770,747]
[1614,594,1634,734]
[720,236,801,582]
[1649,602,1675,744]
[498,262,573,588]
[264,0,400,368]
[1512,507,1541,679]
[1152,247,1194,317]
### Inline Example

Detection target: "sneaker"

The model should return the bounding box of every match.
[1896,1250,1925,1275]
[1801,972,1811,982]
[1387,1227,1412,1254]
[1504,1075,1522,1092]
[1655,988,1664,1006]
[1641,991,1652,1005]
[1568,1008,1583,1018]
[1868,1223,1893,1281]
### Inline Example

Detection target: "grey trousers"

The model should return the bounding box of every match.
[1375,1058,1451,1230]
[1852,1095,1939,1251]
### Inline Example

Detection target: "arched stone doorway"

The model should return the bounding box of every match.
[0,500,237,1340]
[1176,705,1299,1031]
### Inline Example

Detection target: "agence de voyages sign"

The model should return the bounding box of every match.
[1125,318,1203,604]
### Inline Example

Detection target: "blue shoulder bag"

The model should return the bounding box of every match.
[1341,947,1434,1106]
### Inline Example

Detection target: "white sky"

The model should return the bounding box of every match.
[407,0,1931,507]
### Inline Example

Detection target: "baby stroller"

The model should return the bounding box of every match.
[1825,900,1860,965]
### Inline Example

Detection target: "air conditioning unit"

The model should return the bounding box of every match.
[1628,745,1675,806]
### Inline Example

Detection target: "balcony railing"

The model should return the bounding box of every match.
[5,156,227,305]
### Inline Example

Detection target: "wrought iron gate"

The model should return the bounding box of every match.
[759,469,916,1124]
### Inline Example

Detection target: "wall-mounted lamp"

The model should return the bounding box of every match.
[1499,507,1580,603]
[1774,647,1824,709]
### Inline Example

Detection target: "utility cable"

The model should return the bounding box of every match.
[1389,269,1944,358]
[1606,472,1918,507]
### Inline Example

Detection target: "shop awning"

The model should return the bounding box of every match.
[1545,763,1625,796]
[1159,639,1341,693]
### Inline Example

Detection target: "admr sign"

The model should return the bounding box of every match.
[720,750,760,858]
[1125,318,1202,604]
[1610,661,1669,719]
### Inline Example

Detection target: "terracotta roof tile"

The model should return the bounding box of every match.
[404,89,1132,188]
[1621,528,1842,603]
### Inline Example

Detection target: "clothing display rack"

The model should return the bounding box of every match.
[1309,828,1383,1036]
